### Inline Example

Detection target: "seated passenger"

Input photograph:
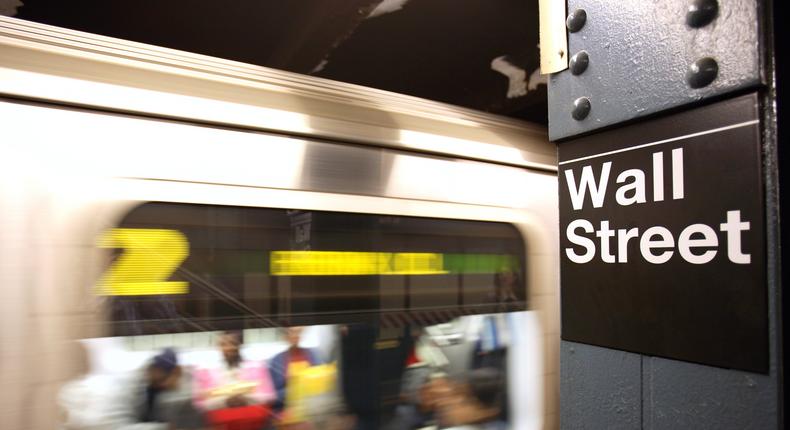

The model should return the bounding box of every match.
[268,327,321,424]
[437,367,507,430]
[59,341,134,430]
[194,330,276,426]
[60,345,202,430]
[139,348,181,423]
[136,348,204,428]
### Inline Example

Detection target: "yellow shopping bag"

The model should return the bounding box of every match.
[280,362,337,425]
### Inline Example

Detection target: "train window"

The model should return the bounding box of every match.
[99,202,527,336]
[58,203,539,429]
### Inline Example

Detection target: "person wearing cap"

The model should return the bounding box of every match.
[139,348,181,423]
[132,347,205,429]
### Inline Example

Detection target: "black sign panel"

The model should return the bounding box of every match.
[559,93,766,372]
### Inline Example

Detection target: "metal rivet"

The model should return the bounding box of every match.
[566,9,587,33]
[572,97,591,120]
[570,51,590,75]
[686,57,718,88]
[686,0,718,28]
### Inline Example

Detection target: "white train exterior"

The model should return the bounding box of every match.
[0,16,559,430]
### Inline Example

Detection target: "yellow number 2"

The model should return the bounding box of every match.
[96,228,189,296]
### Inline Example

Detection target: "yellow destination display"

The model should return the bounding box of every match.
[271,251,447,276]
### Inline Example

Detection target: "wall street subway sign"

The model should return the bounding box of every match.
[559,93,766,372]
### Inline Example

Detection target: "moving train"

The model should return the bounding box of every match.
[0,16,559,430]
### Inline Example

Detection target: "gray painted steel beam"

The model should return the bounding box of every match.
[548,0,760,141]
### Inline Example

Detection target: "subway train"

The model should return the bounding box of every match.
[0,16,559,430]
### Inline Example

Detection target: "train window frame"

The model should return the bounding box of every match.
[74,193,549,429]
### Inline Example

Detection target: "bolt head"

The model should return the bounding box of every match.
[572,97,591,120]
[566,9,587,33]
[686,57,719,88]
[570,51,590,75]
[686,0,719,28]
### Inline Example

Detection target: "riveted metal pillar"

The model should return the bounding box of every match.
[549,1,783,428]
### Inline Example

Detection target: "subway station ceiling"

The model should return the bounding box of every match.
[2,0,547,124]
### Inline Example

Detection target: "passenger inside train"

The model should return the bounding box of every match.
[58,316,529,430]
[194,330,275,428]
[139,348,182,423]
[268,326,322,426]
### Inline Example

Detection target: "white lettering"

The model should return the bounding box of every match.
[617,228,640,263]
[678,224,718,264]
[653,152,664,202]
[564,162,611,210]
[596,221,616,263]
[720,210,751,264]
[640,226,674,264]
[565,219,596,264]
[672,148,684,200]
[615,169,647,206]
